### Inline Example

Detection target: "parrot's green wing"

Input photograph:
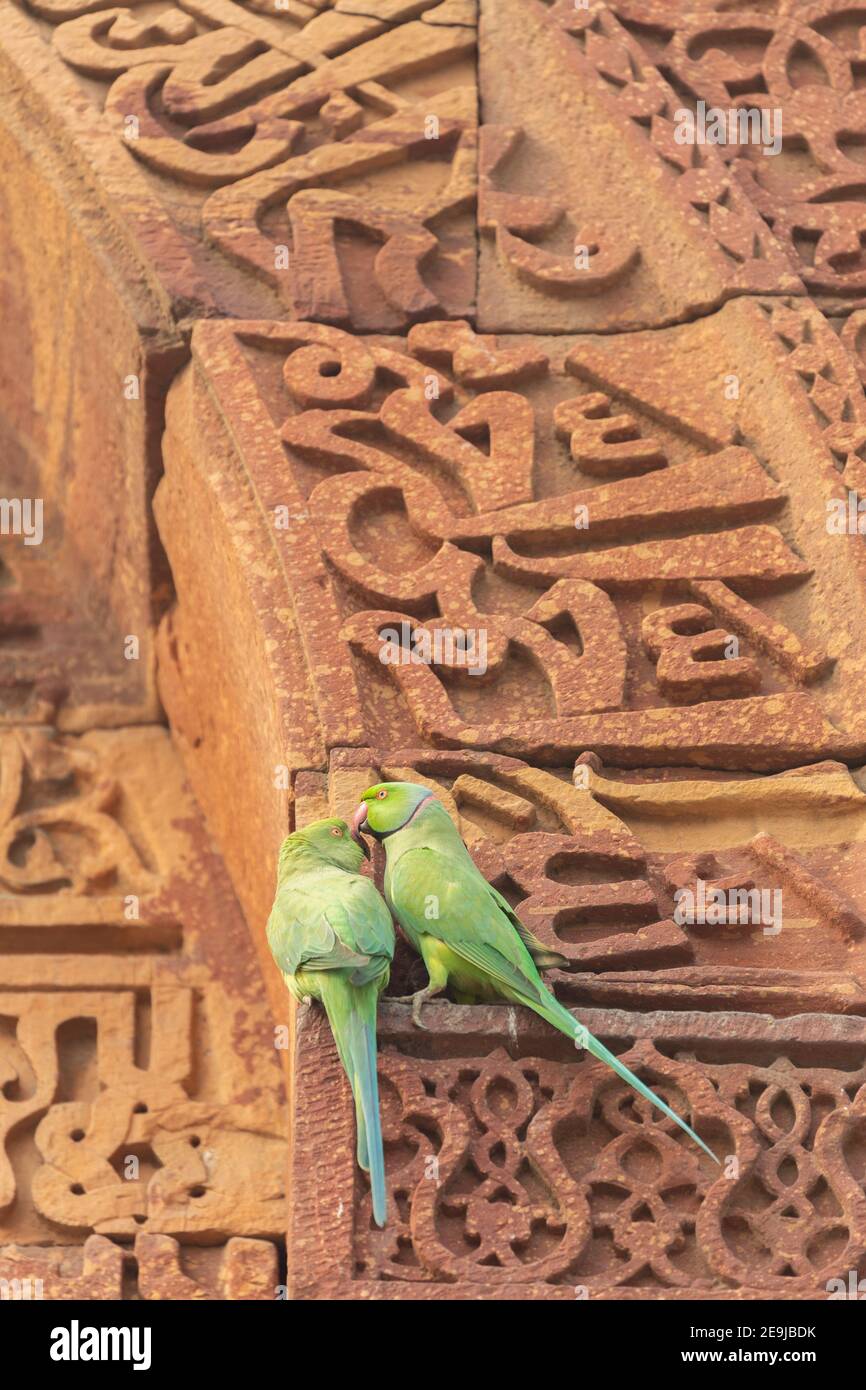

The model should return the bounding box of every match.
[390,843,720,1167]
[267,868,394,981]
[486,882,569,971]
[267,863,397,1223]
[390,847,551,1007]
[267,902,368,976]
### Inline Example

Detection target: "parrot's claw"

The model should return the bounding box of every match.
[392,986,441,1029]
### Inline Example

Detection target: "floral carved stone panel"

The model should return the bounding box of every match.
[607,0,866,310]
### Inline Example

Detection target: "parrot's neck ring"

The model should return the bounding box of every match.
[375,792,434,840]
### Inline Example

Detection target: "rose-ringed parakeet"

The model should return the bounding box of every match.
[267,817,395,1225]
[350,782,719,1165]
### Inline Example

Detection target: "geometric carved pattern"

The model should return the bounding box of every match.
[5,0,805,331]
[362,1043,866,1293]
[371,749,866,1014]
[0,1233,279,1300]
[293,1001,866,1297]
[0,728,153,895]
[478,0,803,332]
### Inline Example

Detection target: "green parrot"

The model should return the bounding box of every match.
[267,817,395,1225]
[349,782,719,1165]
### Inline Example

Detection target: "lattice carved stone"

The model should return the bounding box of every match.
[606,0,866,311]
[289,1000,866,1298]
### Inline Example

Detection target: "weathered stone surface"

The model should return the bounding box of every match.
[0,0,480,733]
[0,1232,279,1299]
[4,1,477,327]
[607,0,866,313]
[0,11,190,730]
[0,725,286,1274]
[156,307,866,828]
[477,0,802,332]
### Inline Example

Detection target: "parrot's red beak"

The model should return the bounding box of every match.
[350,801,371,857]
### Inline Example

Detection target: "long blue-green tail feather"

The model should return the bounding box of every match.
[355,1089,370,1172]
[523,988,720,1164]
[580,1029,720,1164]
[327,985,388,1227]
[355,1006,388,1227]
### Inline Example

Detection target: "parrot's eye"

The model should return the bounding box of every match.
[330,827,343,837]
[376,789,387,799]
